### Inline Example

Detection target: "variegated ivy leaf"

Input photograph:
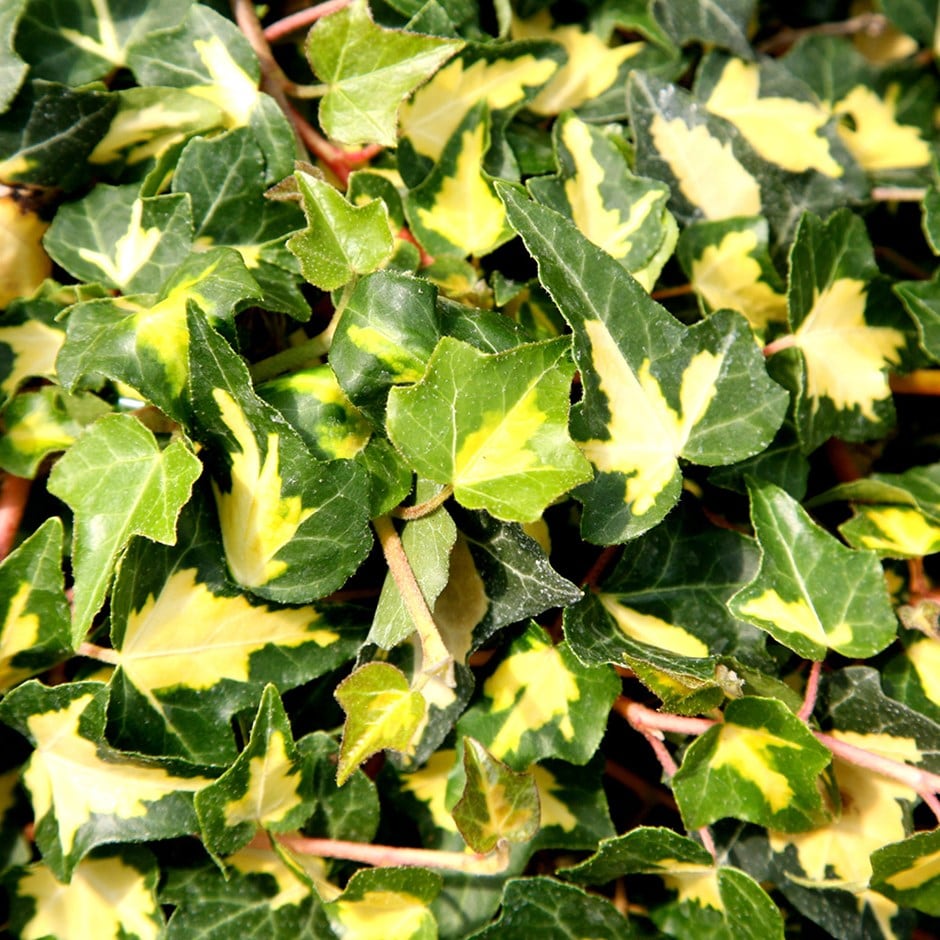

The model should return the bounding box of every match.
[500,185,787,543]
[0,387,110,478]
[330,269,441,423]
[781,35,934,177]
[0,80,116,191]
[0,518,70,693]
[562,826,785,940]
[0,303,65,408]
[467,876,632,939]
[650,0,755,59]
[767,209,908,453]
[672,696,832,831]
[287,169,394,292]
[456,622,619,770]
[0,681,213,881]
[0,0,27,111]
[127,4,295,182]
[15,0,191,85]
[896,272,940,363]
[452,737,540,854]
[406,103,514,258]
[335,662,426,785]
[884,635,940,726]
[307,0,463,148]
[172,129,308,319]
[678,216,788,333]
[840,504,940,558]
[527,112,676,291]
[195,686,316,857]
[57,248,261,420]
[386,335,592,523]
[107,498,365,766]
[44,183,193,294]
[871,828,940,916]
[162,849,333,937]
[187,310,372,603]
[47,413,201,645]
[398,40,563,166]
[729,480,897,661]
[8,849,164,940]
[323,867,442,940]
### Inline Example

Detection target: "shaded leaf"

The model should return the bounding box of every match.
[651,0,755,59]
[47,413,201,644]
[0,0,26,112]
[871,828,940,916]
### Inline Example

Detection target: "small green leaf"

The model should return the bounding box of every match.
[287,169,394,291]
[0,681,212,881]
[871,829,940,916]
[387,336,591,523]
[672,696,832,831]
[47,413,202,645]
[196,686,315,857]
[466,876,633,939]
[335,662,426,785]
[452,737,540,853]
[307,0,463,147]
[457,622,619,768]
[896,272,940,363]
[729,479,897,660]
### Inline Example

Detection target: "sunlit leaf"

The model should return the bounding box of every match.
[673,696,832,831]
[307,0,463,147]
[729,479,897,660]
[47,413,201,644]
[840,504,940,558]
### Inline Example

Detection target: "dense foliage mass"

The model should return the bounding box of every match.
[2,0,940,936]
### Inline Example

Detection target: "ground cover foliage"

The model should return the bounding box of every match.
[2,0,940,936]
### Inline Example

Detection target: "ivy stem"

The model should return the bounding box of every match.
[870,186,928,202]
[285,103,381,186]
[392,485,453,520]
[762,334,797,357]
[923,791,940,825]
[0,473,31,561]
[891,370,940,396]
[756,12,888,54]
[264,0,353,43]
[77,642,120,665]
[249,336,329,384]
[262,831,511,874]
[372,514,453,688]
[650,283,694,301]
[797,660,823,723]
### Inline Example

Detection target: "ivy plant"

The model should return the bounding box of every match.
[2,0,940,937]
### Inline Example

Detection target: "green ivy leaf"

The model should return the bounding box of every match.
[729,479,897,660]
[0,518,71,692]
[500,184,787,542]
[672,696,832,831]
[387,335,592,522]
[195,685,315,857]
[457,622,619,769]
[287,169,394,291]
[307,0,463,147]
[335,662,426,785]
[0,0,27,112]
[452,737,540,853]
[47,412,201,645]
[896,272,940,363]
[651,0,756,59]
[0,681,212,881]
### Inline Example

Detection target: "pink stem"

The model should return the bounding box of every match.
[815,732,940,795]
[798,660,823,722]
[264,0,353,43]
[0,473,31,561]
[763,334,797,357]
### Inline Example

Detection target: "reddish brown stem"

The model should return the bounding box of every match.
[651,283,694,301]
[825,438,863,483]
[0,473,31,561]
[891,371,940,396]
[604,759,678,810]
[581,546,620,590]
[264,0,353,43]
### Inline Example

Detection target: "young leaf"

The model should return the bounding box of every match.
[466,876,633,938]
[307,0,463,147]
[386,335,592,523]
[672,696,832,831]
[195,686,315,857]
[335,662,426,785]
[0,681,212,881]
[0,518,71,692]
[456,622,619,769]
[729,479,897,660]
[500,185,787,542]
[47,413,201,644]
[8,850,164,940]
[287,168,394,291]
[452,737,540,853]
[188,310,371,603]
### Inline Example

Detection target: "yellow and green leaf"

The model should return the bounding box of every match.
[527,112,676,290]
[673,696,832,831]
[0,315,65,407]
[872,829,940,916]
[840,504,940,557]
